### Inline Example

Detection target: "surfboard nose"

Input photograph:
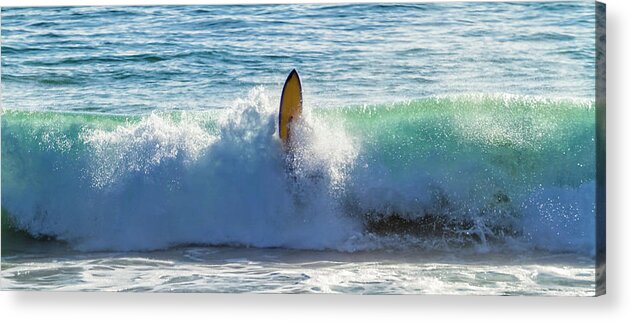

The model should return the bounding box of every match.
[278,70,303,146]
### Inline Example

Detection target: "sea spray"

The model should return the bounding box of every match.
[1,89,362,251]
[1,93,596,254]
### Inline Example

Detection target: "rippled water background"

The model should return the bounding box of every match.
[2,2,595,113]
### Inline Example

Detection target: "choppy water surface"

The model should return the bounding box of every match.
[1,246,597,295]
[2,2,596,112]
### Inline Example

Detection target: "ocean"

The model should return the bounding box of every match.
[1,2,603,295]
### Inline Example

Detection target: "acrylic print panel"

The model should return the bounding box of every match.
[0,1,606,295]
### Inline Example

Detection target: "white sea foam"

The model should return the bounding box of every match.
[1,92,598,254]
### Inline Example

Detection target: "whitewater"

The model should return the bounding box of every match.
[2,90,597,254]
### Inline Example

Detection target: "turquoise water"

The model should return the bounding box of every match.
[1,2,601,294]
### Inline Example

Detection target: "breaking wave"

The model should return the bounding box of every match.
[1,89,597,254]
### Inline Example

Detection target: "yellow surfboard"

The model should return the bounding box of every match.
[278,69,302,147]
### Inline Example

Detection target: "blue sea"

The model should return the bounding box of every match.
[1,2,603,295]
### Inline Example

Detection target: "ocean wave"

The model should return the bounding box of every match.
[1,91,597,254]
